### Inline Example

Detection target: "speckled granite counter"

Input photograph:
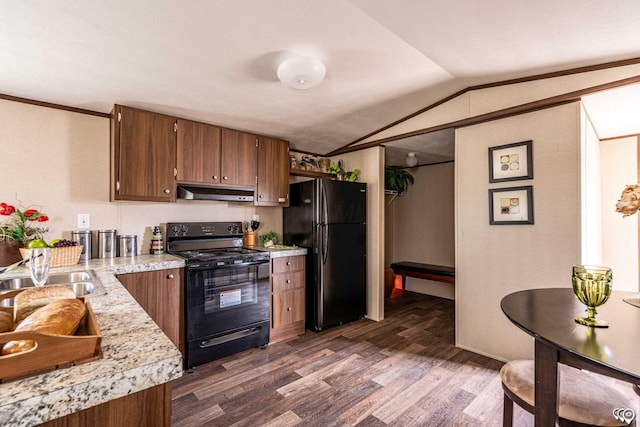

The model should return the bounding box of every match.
[252,245,308,258]
[0,254,185,426]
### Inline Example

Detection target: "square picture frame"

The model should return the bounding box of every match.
[488,140,533,183]
[489,185,534,225]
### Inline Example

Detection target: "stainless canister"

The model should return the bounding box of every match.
[71,230,92,261]
[117,235,137,257]
[98,229,117,258]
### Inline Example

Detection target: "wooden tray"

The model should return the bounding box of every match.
[0,291,102,383]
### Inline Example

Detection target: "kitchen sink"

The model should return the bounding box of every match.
[0,269,106,298]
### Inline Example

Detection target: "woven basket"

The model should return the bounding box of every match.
[19,246,83,268]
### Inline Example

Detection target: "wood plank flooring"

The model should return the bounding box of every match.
[171,290,534,426]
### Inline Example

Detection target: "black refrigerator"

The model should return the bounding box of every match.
[284,178,367,331]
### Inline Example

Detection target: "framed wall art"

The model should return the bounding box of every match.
[488,140,533,183]
[488,185,534,225]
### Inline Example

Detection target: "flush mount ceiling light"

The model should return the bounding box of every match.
[406,152,418,167]
[277,56,326,90]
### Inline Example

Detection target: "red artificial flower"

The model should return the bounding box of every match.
[0,203,16,216]
[0,201,49,245]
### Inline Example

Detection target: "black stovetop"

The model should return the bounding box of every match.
[171,247,266,262]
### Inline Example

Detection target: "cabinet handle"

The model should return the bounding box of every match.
[167,274,174,279]
[259,194,264,198]
[287,307,292,311]
[286,261,291,266]
[223,176,228,180]
[164,189,170,194]
[213,175,218,180]
[286,279,291,284]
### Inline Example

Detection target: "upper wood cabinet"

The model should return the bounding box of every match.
[111,105,177,202]
[221,129,258,188]
[111,104,290,205]
[176,119,222,185]
[256,137,290,207]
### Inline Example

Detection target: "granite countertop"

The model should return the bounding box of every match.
[251,245,307,258]
[0,254,185,426]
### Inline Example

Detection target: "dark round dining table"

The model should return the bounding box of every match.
[501,288,640,426]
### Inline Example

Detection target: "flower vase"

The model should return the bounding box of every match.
[0,241,23,266]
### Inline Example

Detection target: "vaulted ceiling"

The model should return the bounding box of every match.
[2,0,639,159]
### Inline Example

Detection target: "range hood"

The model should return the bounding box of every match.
[177,185,254,202]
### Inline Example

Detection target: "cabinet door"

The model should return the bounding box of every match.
[117,268,182,350]
[176,119,221,185]
[113,105,177,202]
[272,288,304,328]
[220,129,257,187]
[256,137,290,206]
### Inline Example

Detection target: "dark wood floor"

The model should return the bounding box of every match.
[171,290,534,426]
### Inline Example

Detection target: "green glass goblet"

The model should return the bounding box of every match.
[572,265,612,328]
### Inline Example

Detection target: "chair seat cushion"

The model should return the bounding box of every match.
[501,360,636,426]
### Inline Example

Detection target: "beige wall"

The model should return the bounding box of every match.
[339,148,386,321]
[388,162,455,299]
[0,99,281,255]
[581,106,603,264]
[456,102,582,361]
[358,62,640,146]
[601,136,639,292]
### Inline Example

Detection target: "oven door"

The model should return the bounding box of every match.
[185,261,270,341]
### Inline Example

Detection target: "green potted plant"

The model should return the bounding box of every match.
[260,231,279,247]
[300,155,317,171]
[345,169,360,182]
[385,166,414,194]
[328,161,341,176]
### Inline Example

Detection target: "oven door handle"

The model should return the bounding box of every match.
[187,260,269,271]
[199,326,263,348]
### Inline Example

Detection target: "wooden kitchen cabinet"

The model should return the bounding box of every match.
[270,255,305,342]
[256,137,290,206]
[111,105,177,202]
[176,119,222,185]
[117,268,182,351]
[220,128,258,188]
[42,383,171,427]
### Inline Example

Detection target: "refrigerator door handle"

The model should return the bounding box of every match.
[322,224,328,264]
[320,181,329,264]
[322,181,329,227]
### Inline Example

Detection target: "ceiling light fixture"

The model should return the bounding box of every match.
[406,152,418,167]
[277,56,326,90]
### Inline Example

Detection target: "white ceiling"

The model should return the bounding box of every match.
[1,0,639,157]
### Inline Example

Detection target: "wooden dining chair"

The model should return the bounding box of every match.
[501,360,637,427]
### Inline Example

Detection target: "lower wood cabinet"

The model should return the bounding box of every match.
[270,255,305,343]
[116,268,182,352]
[41,383,171,427]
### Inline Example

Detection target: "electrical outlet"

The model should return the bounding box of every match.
[77,214,90,229]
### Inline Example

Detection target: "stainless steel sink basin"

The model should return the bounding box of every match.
[0,269,106,298]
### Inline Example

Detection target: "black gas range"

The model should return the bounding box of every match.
[167,222,270,368]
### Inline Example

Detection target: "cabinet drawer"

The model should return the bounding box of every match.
[272,271,305,293]
[272,255,304,274]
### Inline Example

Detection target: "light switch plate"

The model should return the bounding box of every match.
[77,214,90,229]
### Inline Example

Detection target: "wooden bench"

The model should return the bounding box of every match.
[390,262,455,290]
